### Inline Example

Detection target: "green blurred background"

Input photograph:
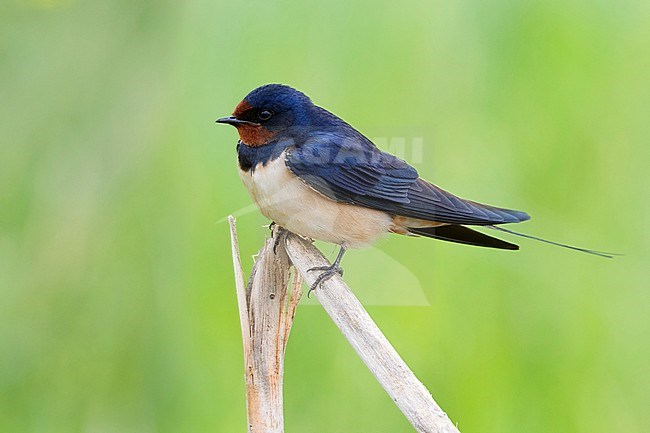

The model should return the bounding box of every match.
[2,0,649,432]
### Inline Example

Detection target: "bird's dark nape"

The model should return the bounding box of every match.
[487,225,617,258]
[408,225,519,250]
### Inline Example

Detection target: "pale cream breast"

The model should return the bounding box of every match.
[238,153,393,249]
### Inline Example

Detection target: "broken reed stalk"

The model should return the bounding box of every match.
[228,216,302,433]
[228,216,460,433]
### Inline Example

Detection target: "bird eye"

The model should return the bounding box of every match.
[258,110,272,121]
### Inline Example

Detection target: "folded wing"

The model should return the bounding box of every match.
[285,132,530,226]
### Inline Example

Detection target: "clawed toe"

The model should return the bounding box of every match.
[272,226,287,255]
[305,246,348,298]
[307,264,344,298]
[308,265,336,273]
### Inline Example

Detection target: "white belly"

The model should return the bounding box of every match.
[238,153,392,248]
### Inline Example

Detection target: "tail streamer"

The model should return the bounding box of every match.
[487,225,618,258]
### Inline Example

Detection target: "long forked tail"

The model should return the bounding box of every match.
[488,225,617,258]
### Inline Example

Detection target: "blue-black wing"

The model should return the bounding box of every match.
[285,132,529,226]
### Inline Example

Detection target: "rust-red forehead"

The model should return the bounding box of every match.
[233,100,252,117]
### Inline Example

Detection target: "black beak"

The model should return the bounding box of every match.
[215,116,259,126]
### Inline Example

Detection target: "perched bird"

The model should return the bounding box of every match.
[217,84,610,288]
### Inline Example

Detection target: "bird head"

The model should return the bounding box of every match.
[216,84,314,147]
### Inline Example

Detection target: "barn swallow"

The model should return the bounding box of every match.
[217,84,611,289]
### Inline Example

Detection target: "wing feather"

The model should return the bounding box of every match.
[285,133,529,226]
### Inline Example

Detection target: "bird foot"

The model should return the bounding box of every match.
[272,225,288,255]
[307,263,344,297]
